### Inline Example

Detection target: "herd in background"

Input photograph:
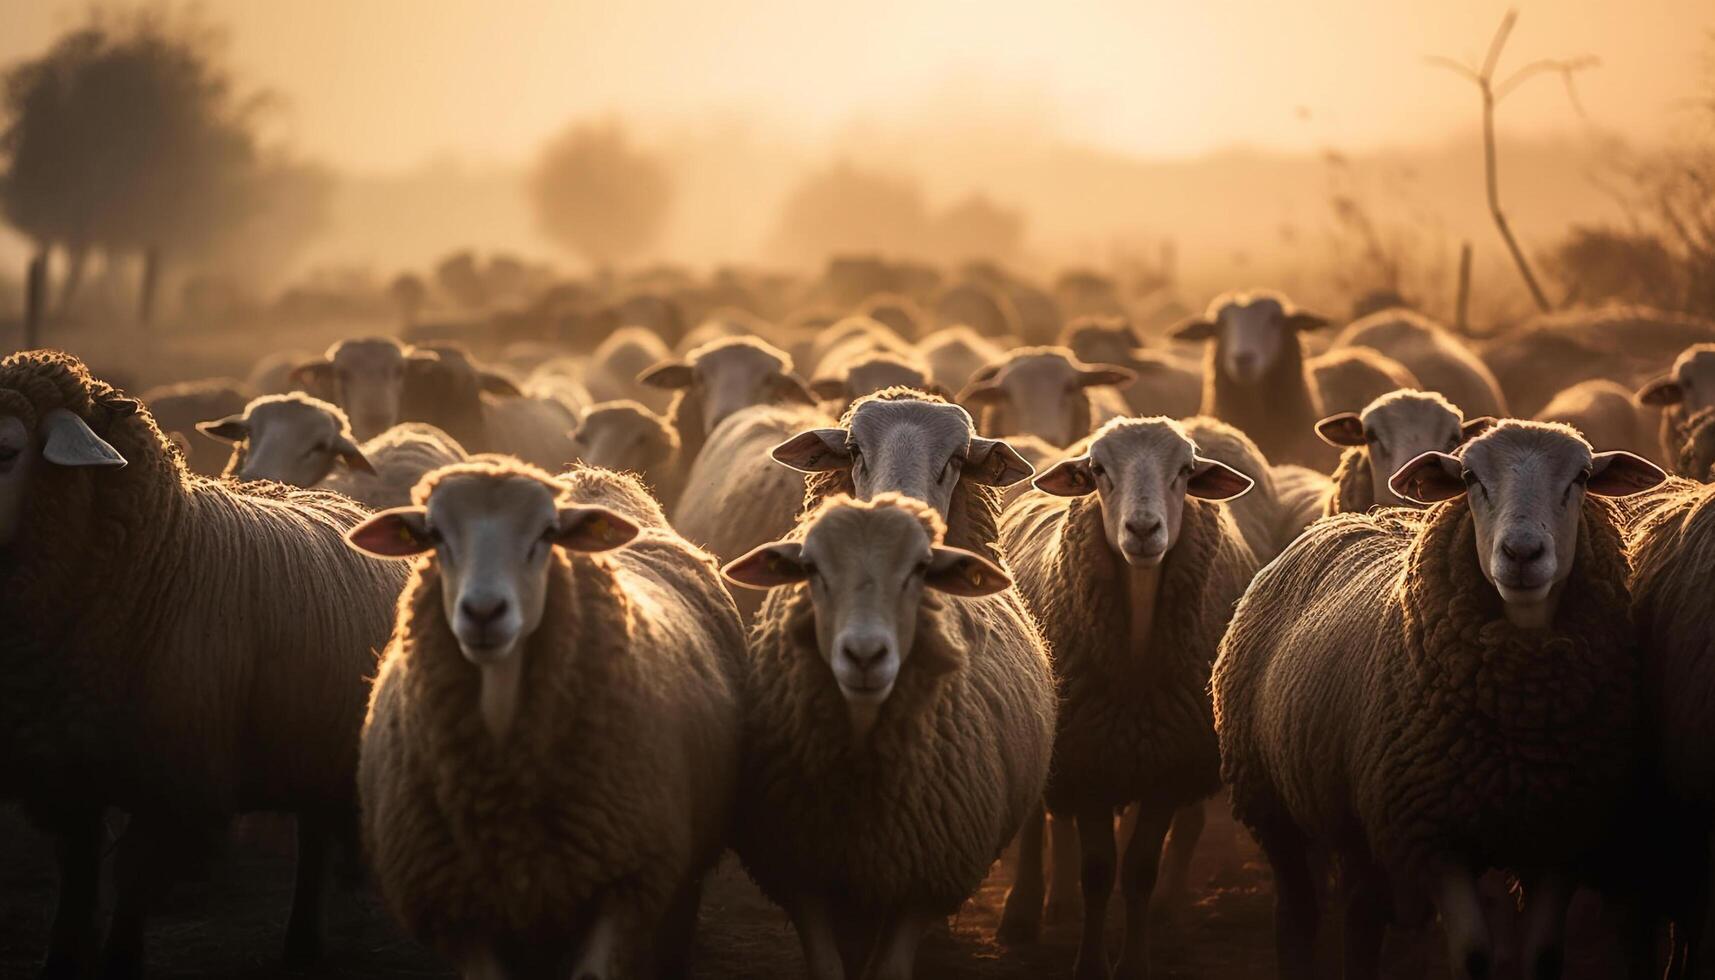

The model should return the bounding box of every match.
[9,258,1715,980]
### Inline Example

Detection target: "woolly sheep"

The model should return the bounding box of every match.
[290,336,413,440]
[139,377,257,477]
[919,325,1003,394]
[809,351,944,413]
[637,335,817,478]
[996,418,1258,978]
[856,292,929,341]
[1333,308,1507,418]
[1213,421,1664,979]
[1060,316,1202,419]
[585,326,674,413]
[1269,464,1335,557]
[399,343,579,470]
[1479,305,1715,417]
[348,461,742,978]
[960,347,1136,448]
[569,399,681,503]
[722,494,1055,980]
[1637,343,1715,465]
[806,315,917,378]
[1534,378,1654,460]
[1671,408,1715,483]
[0,350,406,975]
[772,388,1035,565]
[1177,415,1321,563]
[1317,389,1494,515]
[1169,290,1339,470]
[317,423,468,510]
[1307,345,1421,415]
[932,280,1022,338]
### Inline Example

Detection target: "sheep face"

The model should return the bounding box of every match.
[291,339,408,441]
[1639,344,1715,414]
[198,396,372,487]
[724,497,1008,734]
[0,409,127,547]
[825,357,935,404]
[639,339,815,435]
[1063,318,1145,370]
[347,472,638,667]
[1389,422,1665,626]
[1316,390,1492,508]
[959,351,1134,447]
[1171,293,1329,386]
[1033,418,1251,567]
[772,398,1034,515]
[570,402,675,476]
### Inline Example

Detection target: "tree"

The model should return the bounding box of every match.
[930,194,1025,265]
[529,120,672,268]
[770,162,932,264]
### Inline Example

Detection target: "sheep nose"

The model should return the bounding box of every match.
[1125,517,1162,539]
[1501,537,1545,563]
[840,637,889,669]
[460,597,509,626]
[1233,352,1258,373]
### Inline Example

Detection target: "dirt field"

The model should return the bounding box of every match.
[0,803,1638,979]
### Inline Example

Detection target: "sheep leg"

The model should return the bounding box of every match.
[862,909,933,980]
[40,806,104,980]
[656,875,705,980]
[1342,855,1391,980]
[1073,803,1119,980]
[1046,811,1084,924]
[1149,801,1208,920]
[1518,872,1575,980]
[998,801,1046,944]
[790,895,847,980]
[282,812,333,969]
[1256,827,1318,980]
[1436,864,1493,980]
[1113,800,1176,980]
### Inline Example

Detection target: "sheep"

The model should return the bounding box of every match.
[1269,464,1335,557]
[346,461,742,979]
[1060,316,1203,419]
[932,280,1022,338]
[722,494,1056,980]
[0,350,407,976]
[809,352,944,412]
[197,392,468,509]
[1316,389,1495,515]
[995,418,1259,979]
[1332,307,1508,418]
[1671,408,1715,483]
[138,377,257,476]
[584,326,673,413]
[290,336,412,440]
[569,399,681,502]
[1177,415,1321,564]
[400,343,579,470]
[856,292,929,341]
[1169,290,1339,470]
[1479,305,1715,417]
[637,335,817,478]
[772,388,1035,565]
[1213,420,1665,980]
[248,348,315,396]
[1307,345,1421,415]
[1534,378,1654,460]
[919,325,1003,394]
[959,347,1136,448]
[1636,343,1715,465]
[806,315,917,378]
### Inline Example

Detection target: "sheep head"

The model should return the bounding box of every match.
[569,400,678,477]
[198,393,373,487]
[638,336,814,436]
[1033,417,1251,568]
[1389,420,1664,629]
[724,494,1006,739]
[1638,343,1715,414]
[1316,389,1493,508]
[1170,290,1328,386]
[289,337,409,441]
[958,347,1134,448]
[0,406,129,548]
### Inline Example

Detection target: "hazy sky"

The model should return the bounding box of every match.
[5,0,1711,173]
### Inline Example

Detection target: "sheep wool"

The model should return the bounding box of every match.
[1324,446,1377,516]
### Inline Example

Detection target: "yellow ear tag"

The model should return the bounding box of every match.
[398,525,416,544]
[589,515,613,542]
[966,567,983,588]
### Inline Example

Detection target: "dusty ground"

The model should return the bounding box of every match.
[0,803,1637,979]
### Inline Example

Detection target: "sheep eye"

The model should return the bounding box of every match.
[1180,464,1195,480]
[1090,462,1105,478]
[0,445,21,464]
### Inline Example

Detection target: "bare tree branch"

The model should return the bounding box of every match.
[1423,55,1480,83]
[1481,10,1519,81]
[1495,56,1599,102]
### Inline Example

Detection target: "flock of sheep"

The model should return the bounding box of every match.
[8,264,1715,980]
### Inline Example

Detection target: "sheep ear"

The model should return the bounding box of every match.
[1461,416,1497,441]
[1315,413,1367,448]
[196,415,250,444]
[723,541,808,590]
[1388,451,1466,505]
[957,379,1006,405]
[335,435,375,475]
[966,363,1002,386]
[1187,456,1254,501]
[809,378,848,401]
[965,436,1034,487]
[1168,316,1219,342]
[772,428,851,472]
[40,408,127,468]
[1637,376,1684,407]
[925,546,1010,597]
[771,372,819,406]
[638,360,693,389]
[346,507,433,558]
[1587,451,1667,497]
[1283,311,1331,332]
[1077,365,1137,390]
[288,360,334,392]
[556,506,639,552]
[479,372,524,398]
[1034,456,1095,497]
